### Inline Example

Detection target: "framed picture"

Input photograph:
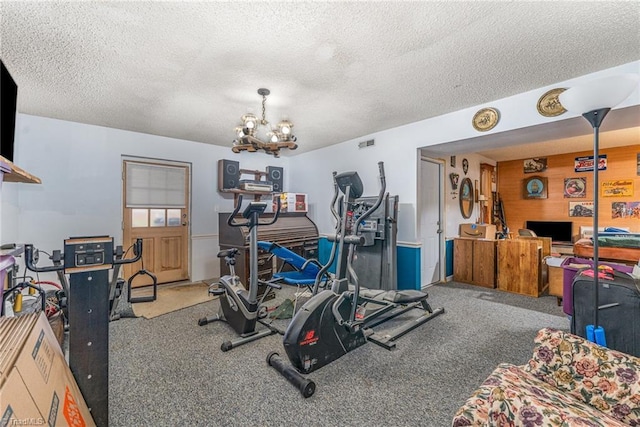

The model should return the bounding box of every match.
[569,201,594,217]
[564,178,586,198]
[523,176,548,199]
[612,202,640,219]
[601,180,634,197]
[575,155,607,172]
[450,156,456,168]
[637,153,639,176]
[524,158,547,174]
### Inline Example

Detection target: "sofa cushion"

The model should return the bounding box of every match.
[488,364,626,426]
[525,328,640,425]
[452,363,628,426]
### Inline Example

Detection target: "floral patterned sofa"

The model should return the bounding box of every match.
[452,328,640,426]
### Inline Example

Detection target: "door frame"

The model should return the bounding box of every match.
[121,155,192,283]
[417,154,445,287]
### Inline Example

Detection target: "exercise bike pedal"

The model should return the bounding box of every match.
[208,287,226,296]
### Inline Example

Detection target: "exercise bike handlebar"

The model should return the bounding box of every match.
[24,238,144,273]
[227,195,281,228]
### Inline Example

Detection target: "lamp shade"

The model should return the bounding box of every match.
[559,73,640,114]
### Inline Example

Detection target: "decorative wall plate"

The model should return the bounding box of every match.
[472,107,500,132]
[523,176,548,199]
[537,88,567,117]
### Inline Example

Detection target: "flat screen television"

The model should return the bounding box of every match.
[525,220,573,244]
[1,59,18,162]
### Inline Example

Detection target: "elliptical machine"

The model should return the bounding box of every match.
[271,162,444,379]
[198,195,283,351]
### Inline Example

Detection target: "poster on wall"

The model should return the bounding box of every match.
[569,201,594,217]
[564,178,586,198]
[524,158,547,173]
[612,202,640,219]
[601,180,634,197]
[575,155,607,172]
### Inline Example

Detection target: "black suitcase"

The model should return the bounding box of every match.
[571,269,640,357]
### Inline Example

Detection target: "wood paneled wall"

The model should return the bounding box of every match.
[497,144,640,240]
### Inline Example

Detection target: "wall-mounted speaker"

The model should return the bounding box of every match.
[218,159,240,191]
[266,166,284,192]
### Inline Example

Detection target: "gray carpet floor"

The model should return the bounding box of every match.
[108,281,569,426]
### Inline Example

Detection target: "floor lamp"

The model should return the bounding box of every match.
[559,73,640,345]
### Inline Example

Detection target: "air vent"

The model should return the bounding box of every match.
[358,139,375,148]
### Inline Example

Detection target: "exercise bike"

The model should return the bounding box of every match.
[198,195,284,351]
[269,162,444,383]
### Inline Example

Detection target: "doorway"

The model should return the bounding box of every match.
[418,156,445,286]
[122,158,191,286]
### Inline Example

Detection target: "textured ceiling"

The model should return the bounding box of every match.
[1,1,639,157]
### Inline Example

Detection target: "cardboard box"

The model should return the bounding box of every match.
[459,223,496,240]
[274,192,307,213]
[546,256,565,297]
[0,313,95,427]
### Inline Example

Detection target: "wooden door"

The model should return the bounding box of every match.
[419,157,444,286]
[453,238,473,283]
[479,163,495,224]
[473,240,496,288]
[122,160,190,286]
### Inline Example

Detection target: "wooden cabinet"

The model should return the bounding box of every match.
[453,238,497,288]
[497,239,550,297]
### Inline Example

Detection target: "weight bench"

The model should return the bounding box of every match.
[257,241,329,291]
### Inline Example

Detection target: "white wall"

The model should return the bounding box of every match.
[2,115,288,282]
[440,152,497,239]
[3,61,639,282]
[290,61,640,242]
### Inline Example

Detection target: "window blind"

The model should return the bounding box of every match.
[125,162,186,208]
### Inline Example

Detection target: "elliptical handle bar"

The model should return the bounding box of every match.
[353,161,386,234]
[329,171,340,223]
[24,244,62,273]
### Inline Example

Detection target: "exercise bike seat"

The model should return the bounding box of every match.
[217,248,238,258]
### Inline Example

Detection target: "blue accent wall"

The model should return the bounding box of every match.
[397,246,420,290]
[446,239,454,277]
[318,237,421,290]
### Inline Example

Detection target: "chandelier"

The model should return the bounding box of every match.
[232,88,298,157]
